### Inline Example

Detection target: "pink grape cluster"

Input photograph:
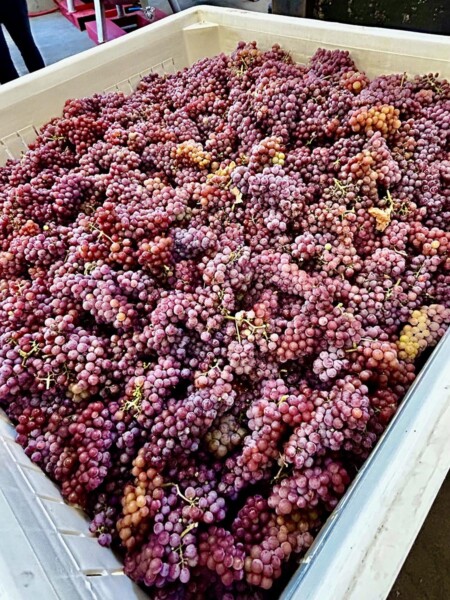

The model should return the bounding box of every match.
[0,41,449,599]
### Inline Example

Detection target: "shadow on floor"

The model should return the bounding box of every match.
[387,474,450,600]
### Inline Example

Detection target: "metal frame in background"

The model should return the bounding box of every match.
[93,0,181,44]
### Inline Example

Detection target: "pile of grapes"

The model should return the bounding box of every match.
[1,42,449,598]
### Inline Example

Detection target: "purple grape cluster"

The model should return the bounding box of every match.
[1,41,449,598]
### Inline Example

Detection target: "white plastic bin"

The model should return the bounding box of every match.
[0,7,449,600]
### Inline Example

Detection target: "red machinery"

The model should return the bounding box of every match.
[53,0,172,44]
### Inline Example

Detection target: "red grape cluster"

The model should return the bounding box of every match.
[269,457,350,513]
[1,41,449,598]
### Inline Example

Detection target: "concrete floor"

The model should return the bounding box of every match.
[3,7,450,600]
[4,11,95,77]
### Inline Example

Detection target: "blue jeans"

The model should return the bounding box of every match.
[0,0,45,84]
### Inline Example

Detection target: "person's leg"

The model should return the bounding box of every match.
[0,25,20,84]
[2,0,45,74]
